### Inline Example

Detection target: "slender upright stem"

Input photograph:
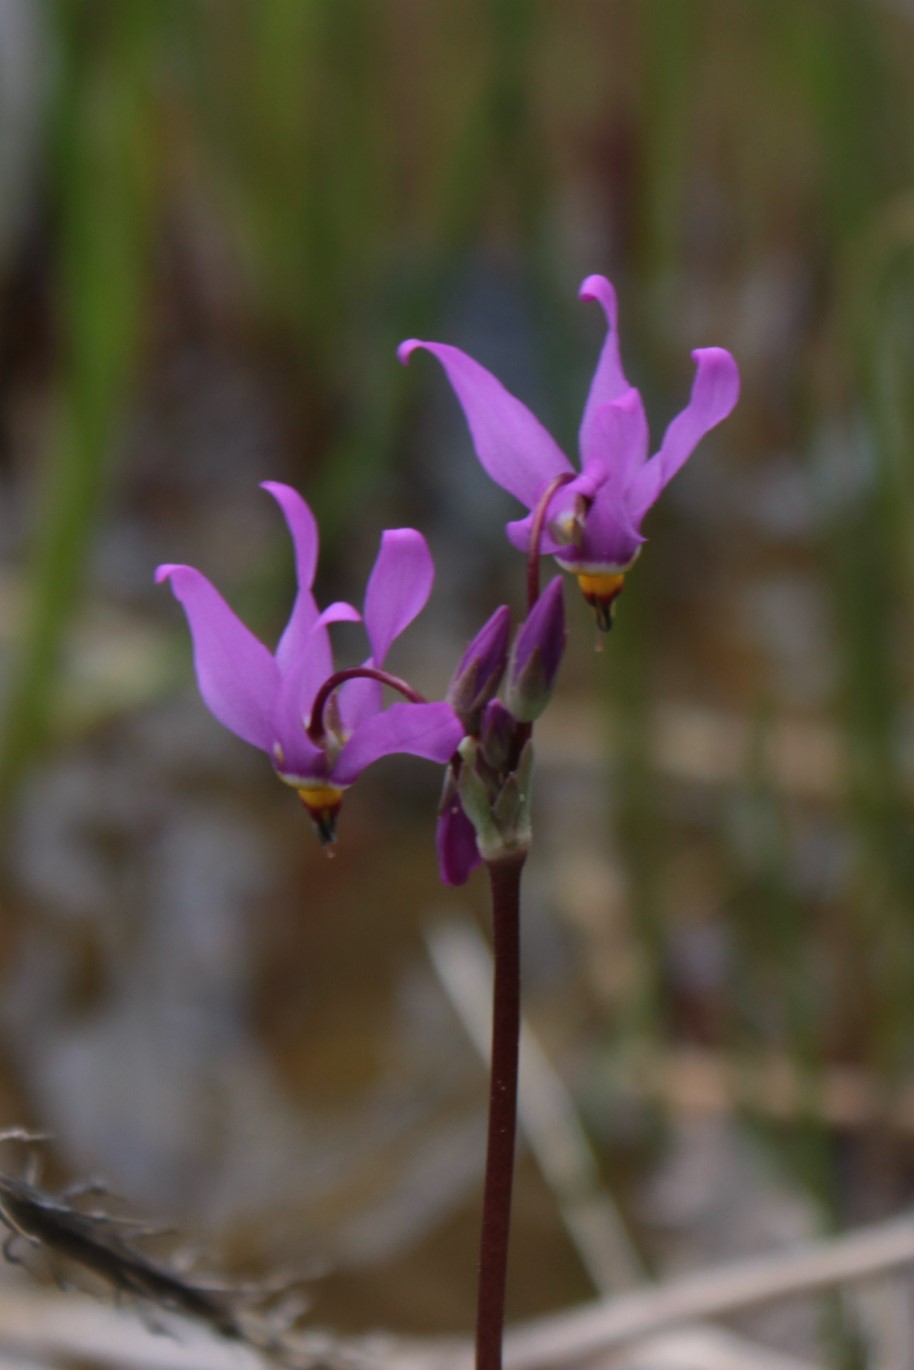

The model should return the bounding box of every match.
[476,852,525,1370]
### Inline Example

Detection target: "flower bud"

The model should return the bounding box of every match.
[453,734,534,866]
[504,577,566,723]
[447,605,512,734]
[437,767,483,886]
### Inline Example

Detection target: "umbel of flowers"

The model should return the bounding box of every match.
[158,275,738,1370]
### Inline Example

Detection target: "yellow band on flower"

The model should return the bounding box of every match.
[297,784,345,811]
[576,572,626,601]
[297,784,345,845]
[575,572,626,632]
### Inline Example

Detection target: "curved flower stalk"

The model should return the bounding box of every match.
[157,482,463,842]
[399,274,740,628]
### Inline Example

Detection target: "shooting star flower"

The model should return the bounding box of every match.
[157,482,462,842]
[399,274,739,628]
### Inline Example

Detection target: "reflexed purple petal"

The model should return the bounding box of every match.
[584,392,649,488]
[262,482,319,587]
[271,618,336,759]
[156,564,278,751]
[332,702,463,785]
[655,347,739,487]
[363,528,434,664]
[398,339,573,507]
[270,662,327,780]
[437,800,483,886]
[628,348,740,523]
[656,348,740,486]
[624,455,663,528]
[277,602,361,745]
[262,482,322,669]
[579,276,633,458]
[290,605,363,732]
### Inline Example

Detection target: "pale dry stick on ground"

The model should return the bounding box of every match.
[494,1215,914,1370]
[2,1213,914,1370]
[598,1324,823,1370]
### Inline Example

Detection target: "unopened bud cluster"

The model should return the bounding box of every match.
[438,578,566,884]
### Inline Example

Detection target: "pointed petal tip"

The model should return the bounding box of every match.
[259,479,312,515]
[691,345,741,411]
[541,573,566,602]
[397,338,423,365]
[156,563,201,594]
[579,274,618,317]
[259,479,318,524]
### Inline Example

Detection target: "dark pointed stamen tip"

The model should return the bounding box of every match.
[313,810,338,846]
[297,788,343,846]
[595,602,615,632]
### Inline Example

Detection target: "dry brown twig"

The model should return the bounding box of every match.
[2,1213,914,1370]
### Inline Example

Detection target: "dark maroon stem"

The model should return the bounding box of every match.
[526,473,574,612]
[307,667,426,744]
[475,852,525,1370]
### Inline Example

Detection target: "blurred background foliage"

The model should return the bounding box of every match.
[1,0,914,1355]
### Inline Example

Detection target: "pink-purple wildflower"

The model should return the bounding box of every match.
[157,481,463,841]
[399,274,739,628]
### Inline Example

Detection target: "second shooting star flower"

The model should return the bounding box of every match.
[157,482,463,844]
[399,274,739,628]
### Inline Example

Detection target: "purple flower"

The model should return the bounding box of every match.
[157,482,463,839]
[399,274,739,625]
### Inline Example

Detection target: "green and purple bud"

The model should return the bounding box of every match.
[447,604,512,735]
[455,734,533,868]
[504,576,566,723]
